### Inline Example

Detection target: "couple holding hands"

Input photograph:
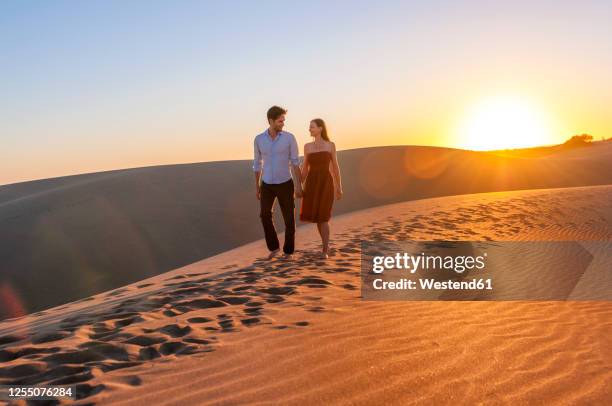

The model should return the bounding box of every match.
[253,105,343,259]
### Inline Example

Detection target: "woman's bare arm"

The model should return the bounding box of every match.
[330,142,343,198]
[301,144,310,182]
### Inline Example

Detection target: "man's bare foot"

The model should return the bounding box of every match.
[267,248,280,259]
[321,251,329,259]
[283,252,294,260]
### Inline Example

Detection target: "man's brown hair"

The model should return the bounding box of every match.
[267,105,287,121]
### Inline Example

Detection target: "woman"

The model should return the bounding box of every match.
[299,118,343,258]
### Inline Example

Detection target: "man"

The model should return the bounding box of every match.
[253,106,303,259]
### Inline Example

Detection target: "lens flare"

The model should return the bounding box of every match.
[0,282,26,320]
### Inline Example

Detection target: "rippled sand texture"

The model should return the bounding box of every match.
[0,185,610,405]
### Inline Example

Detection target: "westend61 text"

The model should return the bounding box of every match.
[372,278,493,290]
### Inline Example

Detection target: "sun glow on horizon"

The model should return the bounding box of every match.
[455,95,557,151]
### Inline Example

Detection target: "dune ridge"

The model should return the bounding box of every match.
[2,142,612,318]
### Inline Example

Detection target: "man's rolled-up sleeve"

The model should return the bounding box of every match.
[253,137,262,172]
[289,134,300,166]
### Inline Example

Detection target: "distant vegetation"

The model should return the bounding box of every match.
[563,133,593,147]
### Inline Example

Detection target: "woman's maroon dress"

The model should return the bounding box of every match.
[300,151,334,223]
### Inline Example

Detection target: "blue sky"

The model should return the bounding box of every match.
[1,1,611,185]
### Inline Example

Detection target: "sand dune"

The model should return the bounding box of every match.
[0,185,610,404]
[1,142,612,318]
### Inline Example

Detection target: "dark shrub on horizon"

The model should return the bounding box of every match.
[564,134,593,147]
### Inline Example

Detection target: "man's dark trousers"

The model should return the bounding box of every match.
[260,179,295,254]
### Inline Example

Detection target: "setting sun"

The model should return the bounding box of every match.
[455,96,557,151]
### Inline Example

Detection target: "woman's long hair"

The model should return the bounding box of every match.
[311,118,330,141]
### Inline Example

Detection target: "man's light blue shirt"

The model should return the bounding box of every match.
[253,129,300,184]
